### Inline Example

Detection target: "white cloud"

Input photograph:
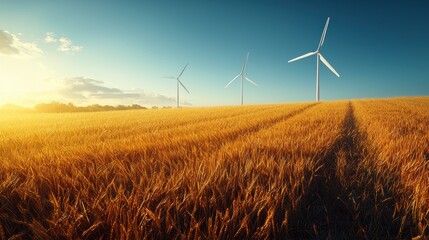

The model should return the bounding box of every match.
[1,75,192,107]
[40,77,188,107]
[44,32,83,53]
[44,32,57,43]
[58,37,83,53]
[0,30,43,57]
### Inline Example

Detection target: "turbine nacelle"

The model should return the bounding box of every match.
[288,17,340,101]
[225,52,258,105]
[163,64,190,108]
[225,52,257,88]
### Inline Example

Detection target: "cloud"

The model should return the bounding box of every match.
[58,37,83,53]
[45,32,83,53]
[1,76,192,107]
[0,30,43,57]
[182,101,193,106]
[57,77,132,99]
[44,32,57,43]
[49,77,186,106]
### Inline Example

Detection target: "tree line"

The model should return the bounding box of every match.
[34,102,170,113]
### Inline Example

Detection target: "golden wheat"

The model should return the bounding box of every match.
[353,97,429,237]
[0,97,427,239]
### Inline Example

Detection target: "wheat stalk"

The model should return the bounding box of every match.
[0,223,5,240]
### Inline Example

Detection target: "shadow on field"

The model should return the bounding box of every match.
[287,102,414,239]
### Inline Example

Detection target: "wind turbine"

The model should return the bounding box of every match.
[225,52,258,105]
[163,64,190,108]
[288,17,340,102]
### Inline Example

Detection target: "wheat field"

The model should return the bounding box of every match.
[0,97,428,239]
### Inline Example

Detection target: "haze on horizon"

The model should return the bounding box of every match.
[0,1,428,107]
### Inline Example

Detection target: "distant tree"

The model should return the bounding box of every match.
[132,104,146,109]
[34,102,148,113]
[35,102,76,113]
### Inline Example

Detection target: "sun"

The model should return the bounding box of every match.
[0,56,54,105]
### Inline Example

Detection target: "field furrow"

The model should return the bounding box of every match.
[0,104,309,168]
[139,101,349,239]
[0,104,281,156]
[353,99,429,238]
[284,102,359,239]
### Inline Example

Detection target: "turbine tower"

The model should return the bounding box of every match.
[288,17,340,102]
[225,52,258,105]
[163,64,190,108]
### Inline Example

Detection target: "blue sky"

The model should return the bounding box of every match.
[0,0,428,107]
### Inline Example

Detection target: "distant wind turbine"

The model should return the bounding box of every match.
[225,52,258,105]
[288,17,340,102]
[163,64,190,108]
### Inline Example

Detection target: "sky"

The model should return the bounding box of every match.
[0,0,428,107]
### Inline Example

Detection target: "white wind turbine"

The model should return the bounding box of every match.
[225,52,258,105]
[163,64,190,108]
[288,17,340,102]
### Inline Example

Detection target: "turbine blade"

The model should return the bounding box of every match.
[318,17,330,49]
[224,74,240,88]
[288,52,316,63]
[178,63,188,78]
[163,76,177,79]
[319,53,340,77]
[241,52,249,74]
[244,76,258,86]
[177,79,190,93]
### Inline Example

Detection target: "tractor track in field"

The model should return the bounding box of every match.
[288,101,415,239]
[181,102,320,165]
[166,103,313,139]
[193,102,318,158]
[287,101,360,239]
[212,103,320,149]
[143,105,282,133]
[112,103,320,163]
